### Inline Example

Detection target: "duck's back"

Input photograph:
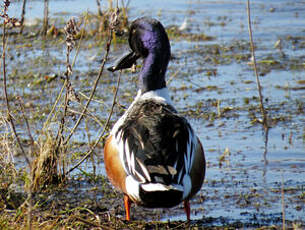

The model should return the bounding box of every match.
[111,96,200,207]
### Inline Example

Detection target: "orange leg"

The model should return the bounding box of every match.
[183,200,191,221]
[124,194,132,221]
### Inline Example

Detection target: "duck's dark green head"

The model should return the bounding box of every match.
[108,17,171,93]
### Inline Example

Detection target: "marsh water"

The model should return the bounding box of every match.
[3,0,305,227]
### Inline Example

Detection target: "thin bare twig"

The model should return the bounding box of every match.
[51,18,80,177]
[55,18,80,144]
[246,0,268,129]
[71,13,88,67]
[42,0,49,37]
[1,3,32,229]
[17,96,35,150]
[262,127,269,179]
[85,118,96,175]
[281,173,286,230]
[96,0,103,16]
[78,91,107,106]
[19,0,27,34]
[43,80,66,129]
[1,8,30,167]
[66,71,121,175]
[67,107,105,127]
[166,69,180,85]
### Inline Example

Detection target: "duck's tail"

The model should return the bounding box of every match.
[138,183,184,208]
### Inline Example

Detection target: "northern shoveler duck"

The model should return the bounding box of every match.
[104,17,206,221]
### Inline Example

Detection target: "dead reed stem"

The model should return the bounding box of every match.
[262,127,269,179]
[67,106,105,127]
[281,173,286,230]
[85,118,96,175]
[120,0,129,26]
[55,17,79,154]
[96,0,103,16]
[43,80,66,129]
[1,3,33,229]
[122,0,131,8]
[246,0,268,130]
[42,0,49,37]
[1,7,29,167]
[108,0,113,9]
[19,0,27,34]
[17,96,35,151]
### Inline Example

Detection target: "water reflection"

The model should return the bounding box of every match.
[262,127,269,181]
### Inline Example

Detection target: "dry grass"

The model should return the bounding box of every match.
[0,114,17,191]
[31,133,63,191]
[0,1,129,228]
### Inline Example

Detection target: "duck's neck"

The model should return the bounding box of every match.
[139,52,166,93]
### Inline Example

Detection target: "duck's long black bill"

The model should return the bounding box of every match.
[107,51,140,72]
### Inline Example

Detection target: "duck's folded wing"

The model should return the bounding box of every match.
[114,101,197,187]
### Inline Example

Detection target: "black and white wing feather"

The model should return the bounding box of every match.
[115,100,197,191]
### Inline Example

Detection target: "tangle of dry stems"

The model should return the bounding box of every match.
[1,0,28,166]
[66,6,122,175]
[1,1,34,228]
[63,6,121,146]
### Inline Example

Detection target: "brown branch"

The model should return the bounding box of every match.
[42,0,49,37]
[54,64,69,159]
[17,96,35,150]
[67,107,105,127]
[54,17,80,151]
[55,50,71,145]
[281,173,286,230]
[246,0,268,130]
[2,21,30,167]
[96,0,102,16]
[19,0,27,34]
[1,5,33,229]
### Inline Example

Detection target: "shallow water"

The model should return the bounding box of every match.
[4,0,305,226]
